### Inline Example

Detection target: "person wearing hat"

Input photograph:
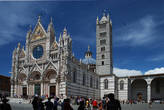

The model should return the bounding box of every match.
[0,97,12,110]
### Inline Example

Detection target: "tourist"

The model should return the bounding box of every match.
[38,98,45,110]
[63,98,73,110]
[148,100,152,108]
[92,99,98,110]
[32,96,39,110]
[106,93,121,110]
[53,97,59,110]
[0,97,12,110]
[78,100,85,110]
[45,97,53,110]
[98,99,103,110]
[102,97,106,110]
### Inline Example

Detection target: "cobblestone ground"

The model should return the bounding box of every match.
[10,103,164,110]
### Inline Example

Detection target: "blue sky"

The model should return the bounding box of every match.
[0,0,164,76]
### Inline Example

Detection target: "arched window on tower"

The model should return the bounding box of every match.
[104,79,108,89]
[102,55,105,59]
[120,80,124,90]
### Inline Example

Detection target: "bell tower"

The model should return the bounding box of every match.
[96,13,113,75]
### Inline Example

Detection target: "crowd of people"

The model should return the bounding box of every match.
[31,93,121,110]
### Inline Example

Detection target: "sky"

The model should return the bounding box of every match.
[0,0,164,77]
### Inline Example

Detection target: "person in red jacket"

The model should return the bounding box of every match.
[92,99,98,110]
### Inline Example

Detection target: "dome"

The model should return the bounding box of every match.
[82,57,96,65]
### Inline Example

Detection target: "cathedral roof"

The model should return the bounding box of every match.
[82,57,96,65]
[82,45,96,65]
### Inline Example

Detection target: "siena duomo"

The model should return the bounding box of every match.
[10,13,164,102]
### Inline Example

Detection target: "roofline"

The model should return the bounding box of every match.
[117,73,164,78]
[0,74,10,78]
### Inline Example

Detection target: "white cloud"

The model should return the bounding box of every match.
[114,67,164,77]
[114,15,159,47]
[113,67,143,77]
[145,67,164,75]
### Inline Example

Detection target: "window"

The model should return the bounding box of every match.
[102,55,105,59]
[120,80,124,90]
[101,47,105,51]
[99,24,106,29]
[102,61,104,65]
[34,74,40,80]
[73,70,76,83]
[82,74,86,86]
[90,76,93,88]
[33,45,43,59]
[104,79,108,89]
[100,40,106,45]
[100,32,106,37]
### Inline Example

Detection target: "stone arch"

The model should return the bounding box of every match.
[131,79,147,101]
[151,77,164,101]
[17,73,27,83]
[28,71,41,81]
[43,69,57,83]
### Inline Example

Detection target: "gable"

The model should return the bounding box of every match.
[31,22,46,41]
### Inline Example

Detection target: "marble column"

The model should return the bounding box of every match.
[147,84,151,103]
[41,83,43,96]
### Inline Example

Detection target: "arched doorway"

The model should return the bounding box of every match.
[151,77,164,101]
[131,79,147,101]
[29,71,41,96]
[17,73,27,97]
[43,69,57,97]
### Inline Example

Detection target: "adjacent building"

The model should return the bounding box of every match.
[0,75,10,97]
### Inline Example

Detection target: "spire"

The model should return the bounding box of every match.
[50,17,53,24]
[18,42,20,48]
[38,15,41,22]
[96,16,99,24]
[63,27,67,34]
[107,13,110,21]
[100,12,107,22]
[22,46,24,50]
[85,45,92,58]
[88,45,90,51]
[47,17,54,33]
[59,33,62,42]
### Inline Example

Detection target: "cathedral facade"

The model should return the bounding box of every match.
[11,13,164,102]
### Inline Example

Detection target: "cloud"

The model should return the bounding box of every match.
[0,3,58,46]
[114,15,160,47]
[114,67,164,77]
[113,67,143,77]
[145,67,164,75]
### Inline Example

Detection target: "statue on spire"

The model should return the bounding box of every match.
[38,15,41,22]
[88,45,90,52]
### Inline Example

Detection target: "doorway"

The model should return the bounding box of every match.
[35,84,41,96]
[50,86,56,97]
[22,87,27,97]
